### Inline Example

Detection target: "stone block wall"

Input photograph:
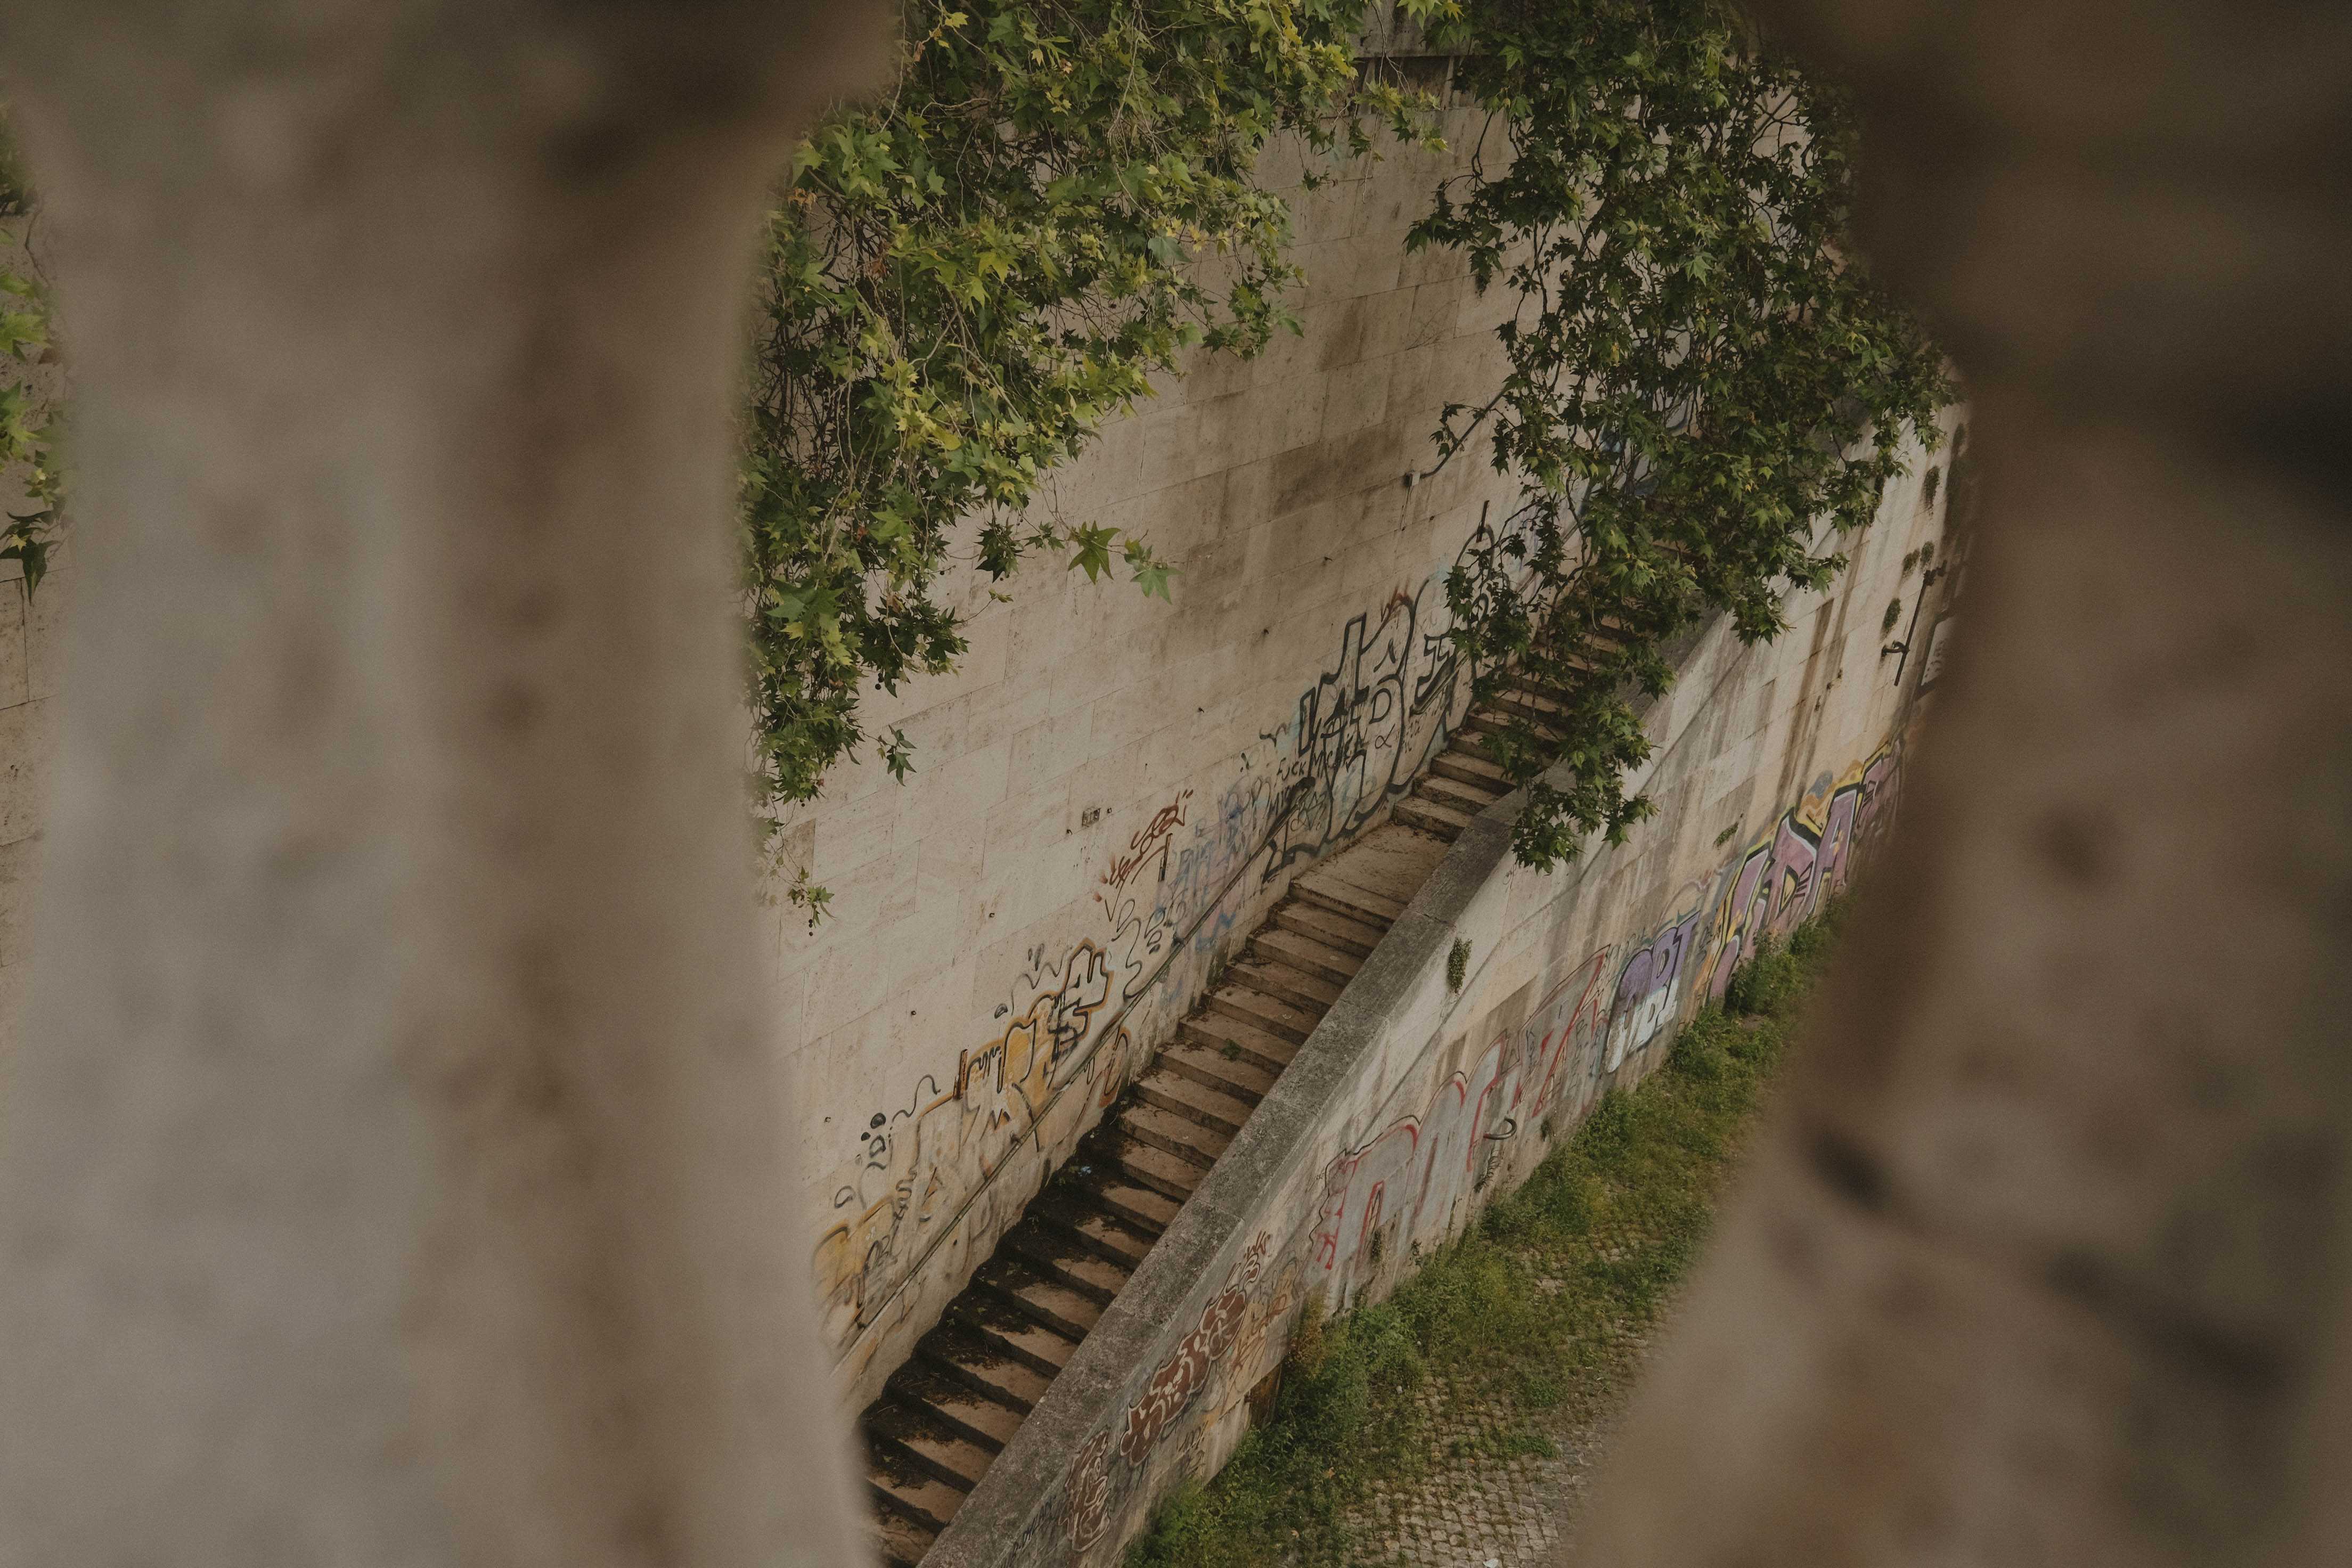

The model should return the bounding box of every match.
[782,103,1544,1407]
[922,411,1963,1567]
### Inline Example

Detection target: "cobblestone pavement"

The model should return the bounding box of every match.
[1339,1288,1660,1568]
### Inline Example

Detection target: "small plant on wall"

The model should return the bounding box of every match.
[1447,936,1470,994]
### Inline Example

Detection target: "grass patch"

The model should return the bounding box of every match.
[1125,900,1847,1567]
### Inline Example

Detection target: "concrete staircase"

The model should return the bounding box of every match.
[862,704,1527,1566]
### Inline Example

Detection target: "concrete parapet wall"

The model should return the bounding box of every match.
[924,413,1961,1567]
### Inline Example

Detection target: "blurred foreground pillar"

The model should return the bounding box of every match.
[0,4,881,1564]
[1577,4,2352,1566]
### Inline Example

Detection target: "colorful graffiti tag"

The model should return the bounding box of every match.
[1065,1231,1296,1551]
[1702,742,1900,1002]
[1604,904,1706,1074]
[1310,945,1616,1300]
[814,939,1137,1355]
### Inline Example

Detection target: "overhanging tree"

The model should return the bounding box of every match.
[1404,0,1951,867]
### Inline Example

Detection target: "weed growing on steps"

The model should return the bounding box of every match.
[1127,899,1850,1567]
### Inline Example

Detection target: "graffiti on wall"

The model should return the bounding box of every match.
[1524,946,1618,1125]
[1604,903,1707,1075]
[1702,741,1901,1002]
[1260,578,1462,883]
[1118,1232,1271,1463]
[1028,735,1915,1563]
[1102,792,1195,895]
[1065,1230,1298,1552]
[814,938,1142,1356]
[1312,1016,1530,1290]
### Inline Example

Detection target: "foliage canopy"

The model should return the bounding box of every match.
[0,0,1949,897]
[1404,0,1950,867]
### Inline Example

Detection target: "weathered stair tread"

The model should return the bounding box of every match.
[1464,707,1563,740]
[1002,1221,1130,1300]
[1178,1011,1299,1073]
[1110,1134,1209,1201]
[1159,1038,1279,1101]
[1252,926,1365,985]
[1039,1189,1166,1260]
[1068,1161,1183,1227]
[872,1508,936,1568]
[1206,982,1318,1042]
[1433,747,1510,788]
[1499,687,1568,717]
[1228,958,1343,1012]
[922,1328,1052,1410]
[948,1296,1082,1375]
[1394,796,1475,838]
[979,1257,1105,1341]
[1292,864,1409,926]
[1273,900,1385,957]
[1322,823,1449,897]
[869,1467,966,1533]
[1117,1102,1232,1168]
[1135,1066,1255,1136]
[868,1401,995,1490]
[887,1363,1026,1448]
[1416,772,1503,813]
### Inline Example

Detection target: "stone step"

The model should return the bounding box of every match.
[885,1359,1025,1449]
[1335,823,1453,889]
[1272,900,1385,959]
[1157,1038,1278,1103]
[1292,864,1409,926]
[1252,926,1363,987]
[1061,1161,1181,1230]
[1205,982,1317,1044]
[867,1466,964,1536]
[1001,1220,1130,1301]
[1393,795,1475,839]
[1497,686,1569,720]
[977,1256,1105,1342]
[921,1326,1052,1411]
[1416,771,1502,814]
[1463,704,1563,738]
[1178,1011,1298,1075]
[867,1398,995,1491]
[1108,1132,1208,1202]
[1030,1188,1161,1268]
[1134,1066,1254,1138]
[1117,1102,1231,1170]
[947,1294,1082,1378]
[1433,747,1510,789]
[1228,958,1343,1015]
[872,1507,937,1568]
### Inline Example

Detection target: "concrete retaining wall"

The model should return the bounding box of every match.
[925,411,1964,1567]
